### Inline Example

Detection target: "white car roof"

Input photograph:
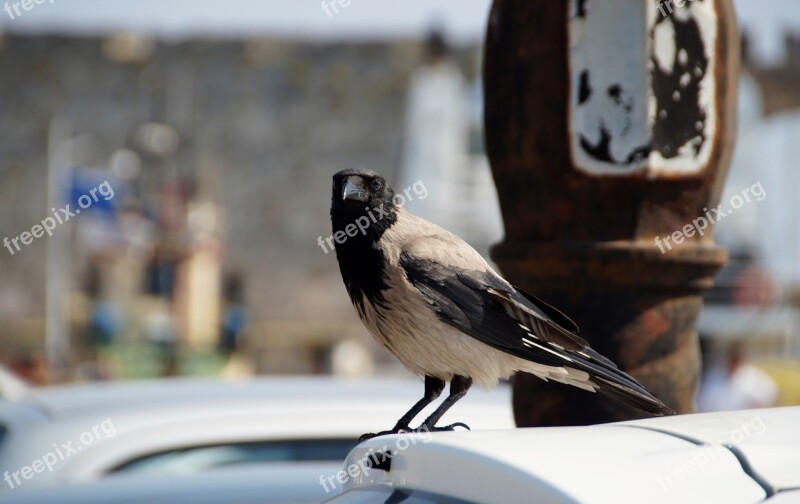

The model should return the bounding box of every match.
[19,376,477,413]
[619,407,800,492]
[0,376,513,489]
[16,376,510,419]
[341,407,800,504]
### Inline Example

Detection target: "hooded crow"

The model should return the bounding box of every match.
[330,168,674,440]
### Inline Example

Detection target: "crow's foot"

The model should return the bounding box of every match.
[414,421,471,433]
[358,423,412,442]
[359,421,470,442]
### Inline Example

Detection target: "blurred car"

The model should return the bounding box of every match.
[0,366,28,402]
[0,375,513,495]
[331,406,800,504]
[0,464,334,504]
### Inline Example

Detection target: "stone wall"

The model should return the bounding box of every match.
[0,34,479,343]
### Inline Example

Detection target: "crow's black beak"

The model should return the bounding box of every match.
[342,177,369,202]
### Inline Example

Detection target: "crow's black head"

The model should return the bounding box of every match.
[330,168,397,241]
[330,168,397,308]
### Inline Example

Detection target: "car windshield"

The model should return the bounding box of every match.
[110,438,357,475]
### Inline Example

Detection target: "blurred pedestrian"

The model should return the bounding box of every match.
[698,344,778,411]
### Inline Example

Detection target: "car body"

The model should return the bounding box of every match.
[0,375,513,495]
[0,463,338,504]
[332,406,800,504]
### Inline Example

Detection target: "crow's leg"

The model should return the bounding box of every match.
[359,375,445,442]
[414,375,473,432]
[393,375,446,430]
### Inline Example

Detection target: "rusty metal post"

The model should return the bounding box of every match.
[484,0,739,425]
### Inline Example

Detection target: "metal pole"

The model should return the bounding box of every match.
[46,116,72,382]
[483,0,739,424]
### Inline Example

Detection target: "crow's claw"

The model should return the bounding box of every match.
[358,424,412,442]
[415,421,471,433]
[359,421,470,442]
[358,431,386,442]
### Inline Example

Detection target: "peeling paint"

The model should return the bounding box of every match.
[568,0,718,177]
[654,21,677,73]
[576,0,588,18]
[578,70,592,104]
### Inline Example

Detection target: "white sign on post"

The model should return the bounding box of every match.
[568,0,718,177]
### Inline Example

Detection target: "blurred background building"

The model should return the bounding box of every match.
[0,0,798,411]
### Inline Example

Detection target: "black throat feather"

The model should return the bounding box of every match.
[331,201,398,312]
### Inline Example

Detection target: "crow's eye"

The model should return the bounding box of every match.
[371,179,384,192]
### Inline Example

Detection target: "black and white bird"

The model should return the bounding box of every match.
[330,168,673,440]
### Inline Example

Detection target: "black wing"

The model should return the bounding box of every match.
[399,252,673,415]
